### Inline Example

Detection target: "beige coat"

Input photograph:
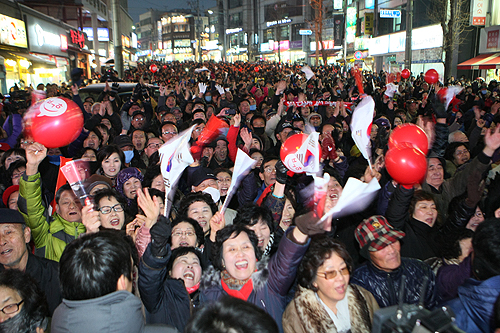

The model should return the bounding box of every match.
[282,284,379,333]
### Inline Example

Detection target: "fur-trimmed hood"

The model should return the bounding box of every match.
[283,284,377,333]
[200,257,271,292]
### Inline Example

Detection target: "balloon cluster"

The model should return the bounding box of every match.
[385,124,429,186]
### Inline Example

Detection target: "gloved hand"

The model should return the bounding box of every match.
[110,82,120,97]
[141,85,150,99]
[321,134,338,161]
[294,211,328,236]
[215,84,225,95]
[431,93,447,119]
[198,82,207,94]
[275,160,288,185]
[150,219,171,258]
[132,83,142,101]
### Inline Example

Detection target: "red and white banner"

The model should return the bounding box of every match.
[350,96,374,167]
[284,101,353,110]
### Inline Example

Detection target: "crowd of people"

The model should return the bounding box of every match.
[0,60,499,333]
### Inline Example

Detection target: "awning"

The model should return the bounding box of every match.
[457,53,500,70]
[0,51,57,68]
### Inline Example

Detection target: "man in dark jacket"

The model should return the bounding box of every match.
[51,231,177,333]
[0,209,61,315]
[350,215,437,309]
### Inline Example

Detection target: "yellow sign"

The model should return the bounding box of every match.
[365,13,374,35]
[0,14,28,48]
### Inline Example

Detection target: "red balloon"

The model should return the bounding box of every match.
[150,64,158,73]
[23,97,83,148]
[388,123,429,155]
[385,144,427,185]
[280,133,321,173]
[387,73,396,84]
[162,65,167,69]
[424,69,439,84]
[254,67,259,72]
[401,68,411,79]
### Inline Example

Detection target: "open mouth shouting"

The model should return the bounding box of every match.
[235,260,249,270]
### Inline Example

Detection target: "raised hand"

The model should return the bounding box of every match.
[82,205,101,234]
[136,188,160,229]
[484,125,500,157]
[25,142,47,175]
[240,127,252,148]
[209,211,225,242]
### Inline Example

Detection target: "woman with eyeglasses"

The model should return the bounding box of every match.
[283,236,378,333]
[81,189,128,233]
[0,269,49,332]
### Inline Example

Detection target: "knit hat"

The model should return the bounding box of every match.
[355,215,405,259]
[115,167,144,204]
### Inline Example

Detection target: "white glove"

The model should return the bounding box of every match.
[215,84,225,95]
[198,82,207,94]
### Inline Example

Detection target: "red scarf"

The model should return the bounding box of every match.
[221,278,254,301]
[186,281,200,294]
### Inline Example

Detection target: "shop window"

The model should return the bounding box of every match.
[291,23,303,41]
[280,26,290,40]
[229,0,242,9]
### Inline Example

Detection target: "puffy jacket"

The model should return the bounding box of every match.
[445,275,500,333]
[199,227,310,333]
[18,173,86,261]
[350,258,438,309]
[138,243,195,332]
[51,291,176,333]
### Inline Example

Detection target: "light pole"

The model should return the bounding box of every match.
[208,8,226,62]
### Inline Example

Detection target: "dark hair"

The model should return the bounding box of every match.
[250,114,266,127]
[409,190,435,217]
[55,184,73,205]
[167,246,204,273]
[170,217,205,247]
[74,147,98,160]
[130,128,147,142]
[234,204,275,233]
[445,142,469,162]
[189,118,206,127]
[142,164,162,188]
[0,148,26,167]
[214,168,232,178]
[86,129,103,148]
[147,188,165,203]
[438,228,474,260]
[185,295,278,333]
[58,230,135,300]
[297,235,353,292]
[259,155,279,174]
[97,144,125,172]
[472,218,500,280]
[214,224,262,271]
[0,270,49,333]
[179,192,218,216]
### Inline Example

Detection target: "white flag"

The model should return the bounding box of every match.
[220,149,257,213]
[350,96,374,168]
[319,177,380,222]
[159,126,195,217]
[301,65,315,80]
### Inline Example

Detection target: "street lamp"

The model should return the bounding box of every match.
[208,8,226,62]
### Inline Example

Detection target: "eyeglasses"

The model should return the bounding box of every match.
[98,204,124,214]
[1,300,24,315]
[264,166,276,174]
[21,140,34,145]
[172,230,196,237]
[316,267,349,280]
[147,143,162,149]
[162,131,178,136]
[194,127,204,132]
[454,149,469,156]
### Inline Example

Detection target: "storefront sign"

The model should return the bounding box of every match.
[271,40,290,51]
[122,35,130,48]
[82,27,109,41]
[266,19,292,27]
[290,40,303,49]
[226,28,243,35]
[299,29,313,35]
[131,32,138,48]
[365,13,374,35]
[380,10,401,18]
[174,39,191,47]
[365,0,374,9]
[310,40,335,51]
[0,14,28,48]
[334,15,343,47]
[346,7,357,43]
[69,29,86,49]
[333,0,343,10]
[470,0,488,26]
[368,35,389,55]
[479,26,500,53]
[26,15,68,57]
